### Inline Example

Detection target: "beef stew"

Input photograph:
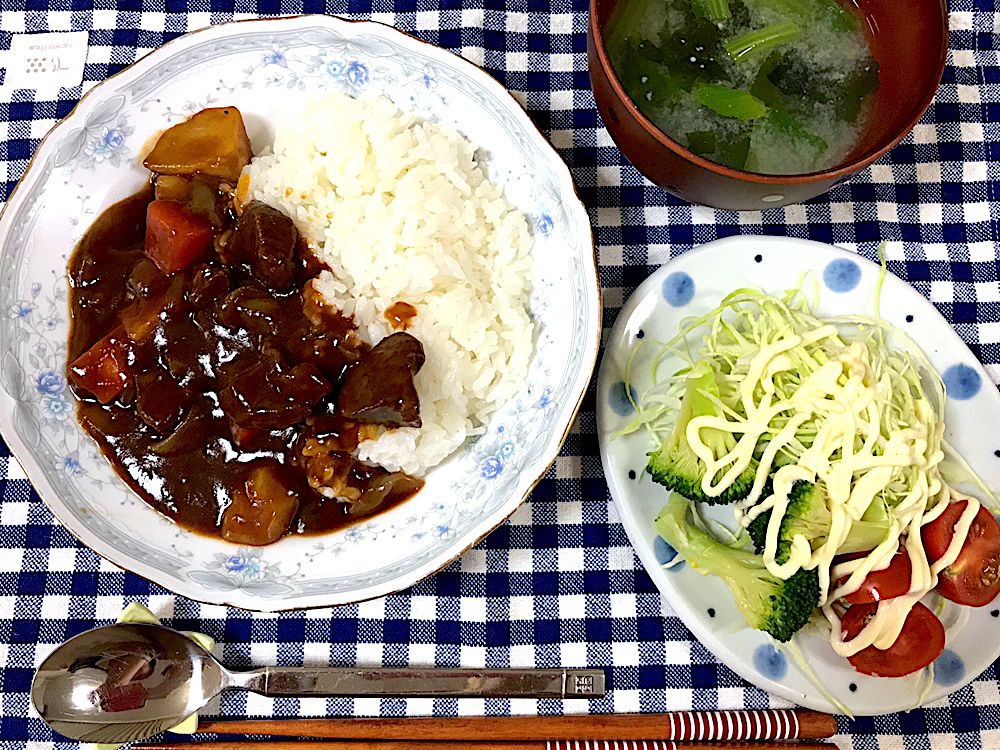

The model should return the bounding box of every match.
[67,107,425,546]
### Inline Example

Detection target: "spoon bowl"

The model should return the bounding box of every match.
[32,624,231,744]
[32,622,606,744]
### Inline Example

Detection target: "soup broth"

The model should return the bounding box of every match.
[605,0,878,175]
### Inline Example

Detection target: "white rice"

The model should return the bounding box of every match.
[241,92,535,475]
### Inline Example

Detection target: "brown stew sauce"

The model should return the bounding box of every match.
[67,108,425,546]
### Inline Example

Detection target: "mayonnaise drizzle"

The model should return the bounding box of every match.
[681,318,986,659]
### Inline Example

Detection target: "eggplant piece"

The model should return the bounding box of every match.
[125,257,169,300]
[156,316,215,387]
[349,469,424,517]
[192,300,261,383]
[143,106,252,182]
[119,273,188,344]
[224,201,299,293]
[188,263,232,308]
[135,368,192,434]
[217,284,297,339]
[337,332,425,428]
[219,347,332,430]
[150,401,212,456]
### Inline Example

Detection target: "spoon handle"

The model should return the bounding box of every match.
[244,667,605,698]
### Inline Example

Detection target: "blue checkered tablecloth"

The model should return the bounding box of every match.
[2,1,1000,748]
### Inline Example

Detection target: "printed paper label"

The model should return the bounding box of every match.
[5,31,89,91]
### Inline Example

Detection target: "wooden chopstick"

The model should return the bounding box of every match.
[140,742,839,750]
[195,710,837,741]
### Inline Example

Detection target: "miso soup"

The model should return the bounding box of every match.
[605,0,879,175]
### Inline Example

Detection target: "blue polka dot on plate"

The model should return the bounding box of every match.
[653,536,684,570]
[934,649,965,686]
[942,364,981,400]
[608,381,637,416]
[752,643,788,680]
[662,272,695,307]
[823,258,861,293]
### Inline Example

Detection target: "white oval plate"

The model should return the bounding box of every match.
[0,16,599,611]
[597,236,1000,715]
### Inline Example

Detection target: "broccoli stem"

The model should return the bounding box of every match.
[656,495,819,643]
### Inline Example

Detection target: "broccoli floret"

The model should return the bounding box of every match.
[747,479,830,563]
[747,509,774,556]
[646,361,757,505]
[747,479,891,561]
[655,495,819,643]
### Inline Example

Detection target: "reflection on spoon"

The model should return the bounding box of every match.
[32,622,606,744]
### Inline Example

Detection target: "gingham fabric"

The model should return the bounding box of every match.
[2,1,1000,748]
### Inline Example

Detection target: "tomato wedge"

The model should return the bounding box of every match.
[922,499,1000,607]
[835,548,913,605]
[841,601,945,677]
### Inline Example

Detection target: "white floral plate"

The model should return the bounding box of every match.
[597,236,1000,715]
[0,16,599,611]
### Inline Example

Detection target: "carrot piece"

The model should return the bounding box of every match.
[68,327,133,404]
[144,200,214,274]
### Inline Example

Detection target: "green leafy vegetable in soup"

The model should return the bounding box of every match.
[604,0,878,174]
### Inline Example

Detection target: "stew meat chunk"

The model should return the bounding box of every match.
[67,106,425,546]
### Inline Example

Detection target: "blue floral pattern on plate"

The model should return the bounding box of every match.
[0,16,599,611]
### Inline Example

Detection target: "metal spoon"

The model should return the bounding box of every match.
[32,623,605,744]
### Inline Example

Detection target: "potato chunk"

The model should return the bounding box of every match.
[221,464,299,546]
[143,107,252,182]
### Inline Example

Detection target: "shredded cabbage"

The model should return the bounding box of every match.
[622,277,998,680]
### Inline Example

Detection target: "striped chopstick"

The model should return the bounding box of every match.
[140,742,839,750]
[194,709,837,741]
